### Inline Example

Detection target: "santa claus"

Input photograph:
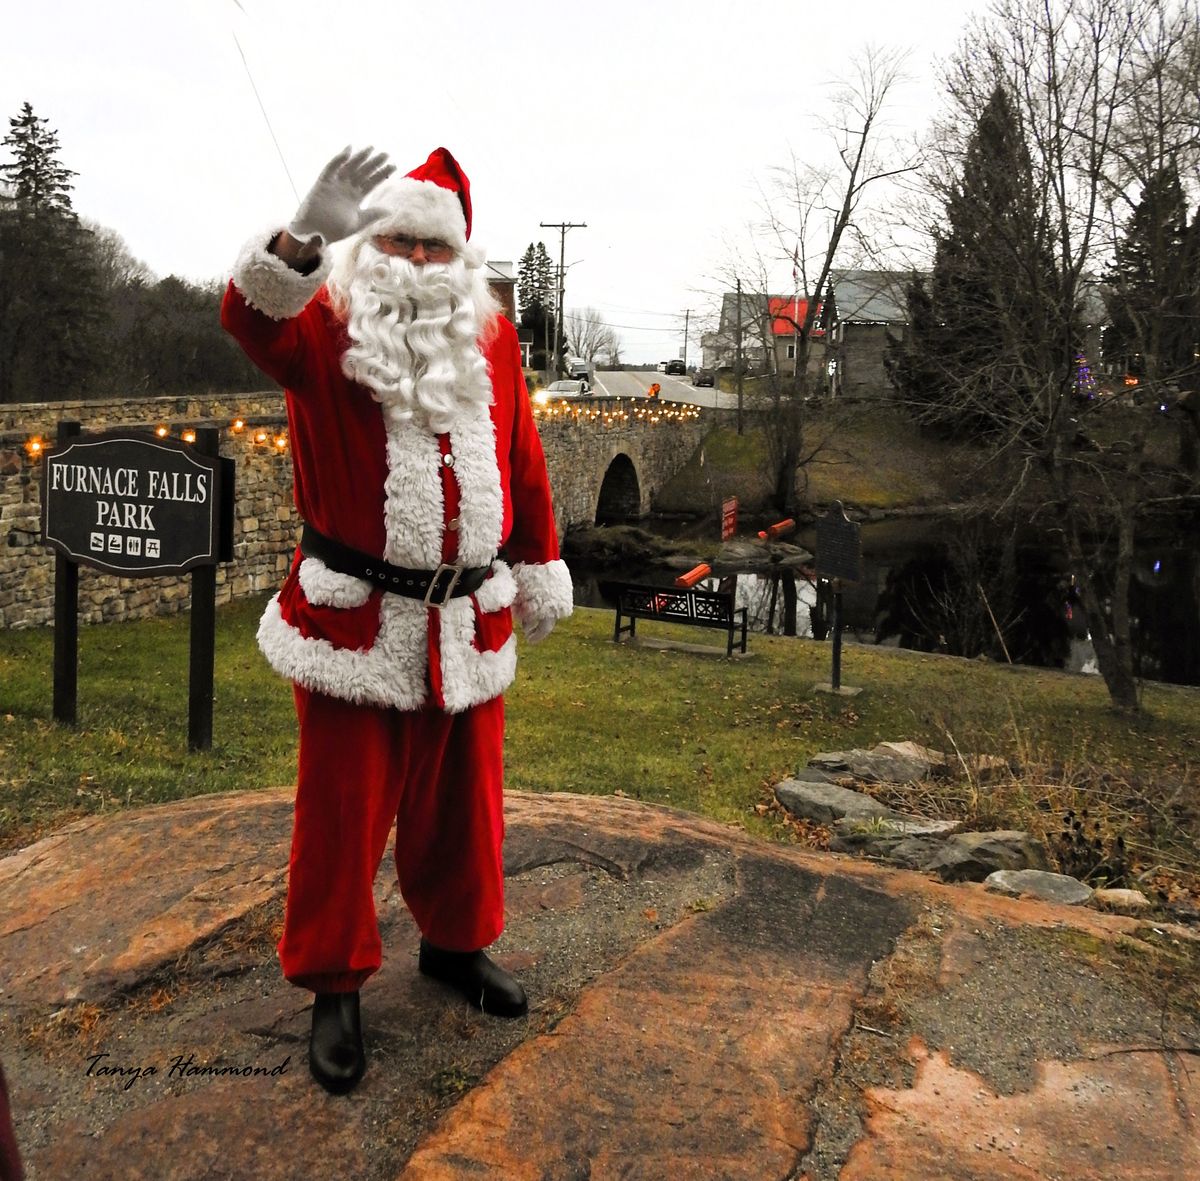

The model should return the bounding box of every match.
[222,146,572,1095]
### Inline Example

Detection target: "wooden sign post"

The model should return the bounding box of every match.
[814,501,862,695]
[41,422,235,749]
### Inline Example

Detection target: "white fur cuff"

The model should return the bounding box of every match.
[511,559,574,629]
[231,228,333,320]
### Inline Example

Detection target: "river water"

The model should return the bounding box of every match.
[567,513,1200,686]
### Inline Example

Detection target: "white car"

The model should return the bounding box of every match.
[534,379,591,405]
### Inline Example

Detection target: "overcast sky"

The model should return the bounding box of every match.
[4,0,990,363]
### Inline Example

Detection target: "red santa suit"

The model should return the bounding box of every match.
[221,157,571,993]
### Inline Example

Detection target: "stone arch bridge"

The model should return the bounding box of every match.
[533,400,709,537]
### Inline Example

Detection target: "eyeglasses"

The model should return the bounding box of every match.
[373,233,455,260]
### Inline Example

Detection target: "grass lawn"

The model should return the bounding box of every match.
[2,597,1197,895]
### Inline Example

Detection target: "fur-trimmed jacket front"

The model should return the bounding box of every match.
[221,231,572,713]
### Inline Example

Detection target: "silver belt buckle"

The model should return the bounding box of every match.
[423,562,463,607]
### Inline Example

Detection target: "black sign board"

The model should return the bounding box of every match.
[814,501,862,585]
[41,423,234,751]
[42,431,230,576]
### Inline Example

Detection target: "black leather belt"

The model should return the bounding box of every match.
[300,522,491,606]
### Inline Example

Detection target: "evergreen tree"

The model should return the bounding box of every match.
[1102,164,1198,385]
[517,241,562,371]
[892,85,1064,437]
[886,274,945,416]
[0,102,105,401]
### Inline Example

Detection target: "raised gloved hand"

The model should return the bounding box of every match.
[522,615,557,645]
[287,146,396,248]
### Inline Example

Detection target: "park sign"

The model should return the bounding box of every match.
[39,422,235,751]
[41,430,231,575]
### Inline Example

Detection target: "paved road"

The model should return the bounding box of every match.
[591,369,739,411]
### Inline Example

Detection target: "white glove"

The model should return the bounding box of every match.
[523,615,557,645]
[287,146,396,247]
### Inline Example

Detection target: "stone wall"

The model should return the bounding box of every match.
[1,392,294,630]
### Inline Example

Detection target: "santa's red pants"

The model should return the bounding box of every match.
[278,685,506,993]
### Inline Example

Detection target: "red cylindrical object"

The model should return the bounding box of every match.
[674,563,712,588]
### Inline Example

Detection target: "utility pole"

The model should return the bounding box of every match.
[683,308,689,369]
[540,220,586,378]
[735,277,744,435]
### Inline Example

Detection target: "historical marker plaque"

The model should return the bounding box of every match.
[814,501,861,585]
[42,432,226,576]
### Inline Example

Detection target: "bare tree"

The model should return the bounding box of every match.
[82,219,154,295]
[565,307,619,365]
[758,47,918,513]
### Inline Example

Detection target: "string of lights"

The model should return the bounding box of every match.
[22,397,701,462]
[531,398,702,425]
[22,418,291,462]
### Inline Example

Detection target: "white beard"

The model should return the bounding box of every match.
[328,244,498,433]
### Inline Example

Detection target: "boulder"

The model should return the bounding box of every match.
[832,814,958,843]
[807,746,933,785]
[984,869,1094,906]
[920,831,1048,882]
[829,816,959,862]
[885,835,961,870]
[873,741,946,779]
[1090,887,1154,914]
[788,766,842,786]
[774,780,897,826]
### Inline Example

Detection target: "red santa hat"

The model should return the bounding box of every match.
[367,147,473,250]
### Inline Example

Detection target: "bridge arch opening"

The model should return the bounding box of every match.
[594,454,641,525]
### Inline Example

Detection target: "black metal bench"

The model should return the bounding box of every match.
[611,582,748,656]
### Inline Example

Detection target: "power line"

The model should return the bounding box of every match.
[228,26,299,202]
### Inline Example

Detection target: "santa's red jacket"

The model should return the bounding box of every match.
[221,231,572,713]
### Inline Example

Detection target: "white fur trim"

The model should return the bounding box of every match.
[257,588,517,713]
[512,559,575,629]
[438,599,518,713]
[257,593,429,710]
[230,228,333,321]
[366,178,468,250]
[297,557,374,609]
[381,416,443,566]
[447,406,504,566]
[376,401,506,708]
[473,560,516,614]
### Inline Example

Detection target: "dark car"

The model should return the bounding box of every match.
[665,359,686,375]
[692,369,715,387]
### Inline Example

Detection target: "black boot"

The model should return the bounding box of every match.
[309,990,365,1095]
[418,939,528,1018]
